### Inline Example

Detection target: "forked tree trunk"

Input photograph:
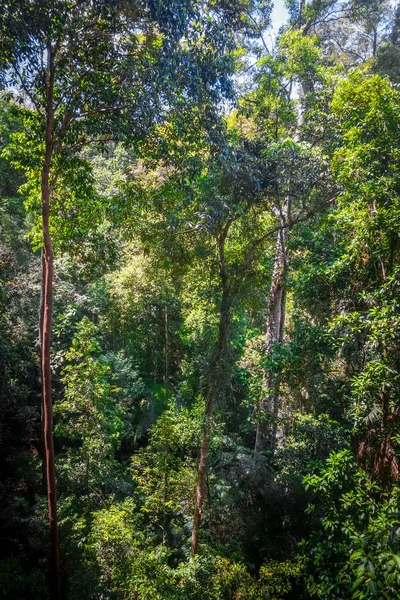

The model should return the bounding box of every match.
[255,226,288,455]
[191,230,231,556]
[41,47,61,600]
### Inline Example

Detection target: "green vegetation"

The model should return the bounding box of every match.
[1,1,400,599]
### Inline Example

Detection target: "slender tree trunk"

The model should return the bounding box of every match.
[255,223,289,455]
[270,278,287,453]
[39,250,47,492]
[190,389,214,557]
[373,27,378,57]
[191,230,231,556]
[39,249,45,349]
[41,46,61,600]
[164,304,169,383]
[299,0,306,26]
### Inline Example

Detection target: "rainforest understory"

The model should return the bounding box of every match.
[1,1,400,599]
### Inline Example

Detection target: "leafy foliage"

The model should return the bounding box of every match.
[1,2,400,600]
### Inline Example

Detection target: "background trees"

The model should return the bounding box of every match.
[1,1,400,599]
[0,1,270,596]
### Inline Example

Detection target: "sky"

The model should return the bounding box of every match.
[263,0,289,51]
[271,0,290,33]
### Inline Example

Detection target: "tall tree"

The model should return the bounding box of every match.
[126,126,277,553]
[245,28,332,454]
[0,0,256,595]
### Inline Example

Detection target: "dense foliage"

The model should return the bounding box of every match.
[1,1,400,599]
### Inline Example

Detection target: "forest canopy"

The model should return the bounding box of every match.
[1,1,400,599]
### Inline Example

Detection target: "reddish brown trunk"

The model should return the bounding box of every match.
[41,213,60,600]
[39,250,47,491]
[41,44,61,600]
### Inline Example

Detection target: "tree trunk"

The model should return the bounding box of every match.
[164,304,169,383]
[255,225,288,455]
[299,0,306,26]
[373,27,378,57]
[39,250,47,492]
[41,46,61,600]
[191,230,231,556]
[190,389,214,557]
[270,279,287,452]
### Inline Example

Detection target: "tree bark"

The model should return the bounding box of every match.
[191,229,231,556]
[39,249,47,492]
[298,0,306,27]
[270,278,287,453]
[164,305,169,383]
[190,389,214,557]
[255,224,288,456]
[41,45,61,600]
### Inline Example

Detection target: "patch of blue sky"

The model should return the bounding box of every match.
[271,0,289,34]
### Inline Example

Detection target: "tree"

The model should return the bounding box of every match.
[0,1,261,595]
[242,29,333,455]
[55,318,124,494]
[3,1,400,598]
[376,2,400,82]
[304,450,400,599]
[330,72,400,488]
